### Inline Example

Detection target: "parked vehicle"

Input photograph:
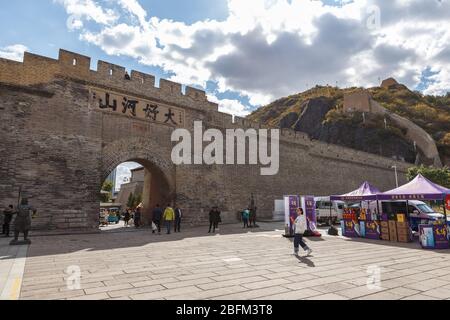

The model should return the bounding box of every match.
[314,197,345,225]
[379,200,447,232]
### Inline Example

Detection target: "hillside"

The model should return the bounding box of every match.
[247,84,450,166]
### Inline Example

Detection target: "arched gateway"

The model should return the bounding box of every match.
[0,49,410,232]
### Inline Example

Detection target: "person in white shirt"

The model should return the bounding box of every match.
[293,207,312,256]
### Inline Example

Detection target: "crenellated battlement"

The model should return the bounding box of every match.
[0,49,217,111]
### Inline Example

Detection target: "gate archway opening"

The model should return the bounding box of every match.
[99,159,174,230]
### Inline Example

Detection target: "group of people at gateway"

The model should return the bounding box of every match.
[104,204,227,235]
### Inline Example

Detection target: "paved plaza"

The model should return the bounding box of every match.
[1,222,450,300]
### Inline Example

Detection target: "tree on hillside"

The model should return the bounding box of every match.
[407,165,450,188]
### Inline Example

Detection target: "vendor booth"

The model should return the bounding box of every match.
[330,182,381,239]
[377,174,450,249]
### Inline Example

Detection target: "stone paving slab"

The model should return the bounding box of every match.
[2,222,449,300]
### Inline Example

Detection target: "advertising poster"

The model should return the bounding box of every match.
[302,196,317,231]
[343,220,359,238]
[365,221,381,240]
[284,195,299,235]
[419,225,435,249]
[446,194,450,211]
[433,224,449,249]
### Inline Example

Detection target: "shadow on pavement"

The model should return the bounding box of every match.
[296,255,315,267]
[0,222,286,259]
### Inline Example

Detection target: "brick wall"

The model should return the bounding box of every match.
[0,49,410,231]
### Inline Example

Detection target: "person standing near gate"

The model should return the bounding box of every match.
[134,207,141,228]
[208,206,220,233]
[152,204,163,234]
[11,198,36,244]
[174,206,182,232]
[293,207,312,256]
[163,204,175,234]
[2,205,14,237]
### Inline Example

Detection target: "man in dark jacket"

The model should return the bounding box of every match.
[152,204,163,234]
[134,207,142,228]
[208,206,221,233]
[174,207,182,232]
[2,205,14,237]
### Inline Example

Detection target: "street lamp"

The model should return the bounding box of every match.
[391,165,399,188]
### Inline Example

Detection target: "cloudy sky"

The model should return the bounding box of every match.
[1,0,449,187]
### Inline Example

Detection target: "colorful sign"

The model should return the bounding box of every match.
[343,220,360,238]
[433,224,449,249]
[446,194,450,211]
[284,195,300,235]
[419,225,435,249]
[364,221,381,240]
[303,196,316,231]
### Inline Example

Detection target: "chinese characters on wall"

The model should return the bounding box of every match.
[89,88,184,126]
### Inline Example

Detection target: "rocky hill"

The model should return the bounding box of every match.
[247,83,450,166]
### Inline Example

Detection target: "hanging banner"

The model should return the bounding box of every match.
[284,195,299,235]
[302,196,317,231]
[446,194,450,211]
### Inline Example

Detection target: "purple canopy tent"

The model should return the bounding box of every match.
[377,174,450,201]
[377,174,450,231]
[330,181,381,201]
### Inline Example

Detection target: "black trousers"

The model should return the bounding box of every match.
[294,234,309,252]
[243,218,249,228]
[209,221,218,232]
[174,218,181,232]
[2,222,10,236]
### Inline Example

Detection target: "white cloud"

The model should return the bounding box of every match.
[55,0,450,110]
[207,94,251,117]
[115,162,142,191]
[0,44,28,62]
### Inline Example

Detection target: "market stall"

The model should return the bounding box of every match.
[330,182,381,239]
[377,174,450,249]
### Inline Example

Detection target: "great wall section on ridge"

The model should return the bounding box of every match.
[0,49,410,232]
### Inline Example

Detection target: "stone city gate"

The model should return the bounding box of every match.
[0,49,410,232]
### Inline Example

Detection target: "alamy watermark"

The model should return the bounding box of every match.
[366,265,382,290]
[66,265,81,290]
[171,121,280,176]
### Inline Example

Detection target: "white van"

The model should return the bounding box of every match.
[378,200,447,231]
[315,197,345,225]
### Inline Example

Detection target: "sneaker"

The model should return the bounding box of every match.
[306,249,312,256]
[293,250,299,256]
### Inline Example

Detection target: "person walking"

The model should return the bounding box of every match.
[242,208,250,228]
[134,207,141,228]
[293,207,312,256]
[2,205,14,237]
[174,206,182,233]
[152,204,163,234]
[208,206,220,233]
[163,204,175,234]
[124,208,131,227]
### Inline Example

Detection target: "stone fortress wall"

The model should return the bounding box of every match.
[343,86,442,167]
[0,49,410,232]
